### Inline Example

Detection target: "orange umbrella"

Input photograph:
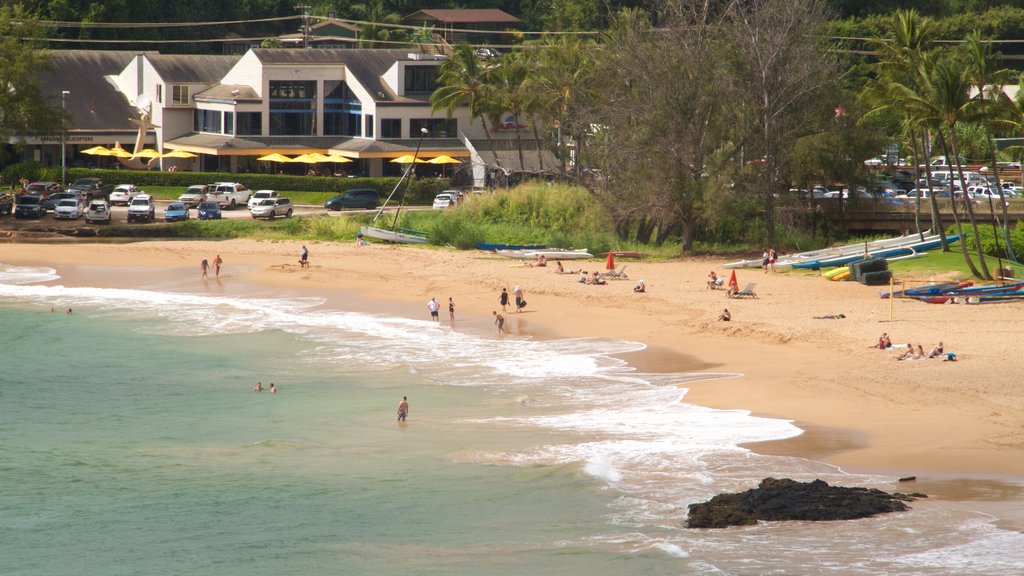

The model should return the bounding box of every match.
[605,252,615,270]
[728,270,738,290]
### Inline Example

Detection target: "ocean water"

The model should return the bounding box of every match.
[2,262,1024,575]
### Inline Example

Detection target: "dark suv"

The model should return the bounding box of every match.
[324,188,381,210]
[68,177,114,200]
[14,194,45,218]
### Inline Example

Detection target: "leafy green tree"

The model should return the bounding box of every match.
[0,5,62,144]
[351,0,403,48]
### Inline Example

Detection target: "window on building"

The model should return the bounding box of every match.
[404,66,439,93]
[364,114,373,138]
[172,85,190,106]
[236,112,262,136]
[269,80,316,136]
[156,84,162,104]
[380,118,401,139]
[324,80,361,137]
[193,109,222,133]
[410,118,457,138]
[224,111,234,135]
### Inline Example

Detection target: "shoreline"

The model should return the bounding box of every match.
[3,238,1024,525]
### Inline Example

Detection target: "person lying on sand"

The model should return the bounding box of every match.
[928,342,944,358]
[813,314,846,319]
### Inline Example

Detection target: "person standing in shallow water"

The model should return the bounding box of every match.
[201,258,209,278]
[213,254,223,277]
[397,396,409,422]
[448,297,455,325]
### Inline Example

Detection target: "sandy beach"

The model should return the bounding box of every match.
[3,238,1023,486]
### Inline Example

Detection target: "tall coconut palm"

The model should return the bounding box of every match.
[486,54,528,171]
[962,31,1018,263]
[351,0,402,48]
[430,44,502,171]
[899,58,991,279]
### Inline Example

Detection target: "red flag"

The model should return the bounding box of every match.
[606,252,615,270]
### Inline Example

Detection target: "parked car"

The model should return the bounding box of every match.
[0,193,13,215]
[432,192,457,209]
[475,48,501,60]
[14,194,45,218]
[85,200,111,224]
[207,182,250,209]
[54,198,84,219]
[250,197,293,219]
[108,184,140,205]
[68,177,113,199]
[164,202,190,222]
[179,184,210,208]
[324,188,380,210]
[126,194,155,223]
[247,189,279,209]
[197,201,222,220]
[25,181,62,197]
[41,192,85,212]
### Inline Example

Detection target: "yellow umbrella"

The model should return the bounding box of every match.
[107,146,134,158]
[132,148,163,159]
[324,154,354,163]
[390,154,428,164]
[81,145,111,156]
[304,152,333,162]
[163,149,198,159]
[288,153,321,164]
[426,155,462,164]
[257,153,293,163]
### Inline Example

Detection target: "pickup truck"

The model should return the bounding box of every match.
[206,182,251,209]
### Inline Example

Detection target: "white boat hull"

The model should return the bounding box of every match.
[360,226,429,244]
[495,249,593,260]
[723,231,935,269]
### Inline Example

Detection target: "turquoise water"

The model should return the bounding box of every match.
[3,265,1024,575]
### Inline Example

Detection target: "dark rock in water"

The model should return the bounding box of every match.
[686,478,924,529]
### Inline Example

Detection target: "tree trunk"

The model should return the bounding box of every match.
[514,107,525,172]
[947,131,992,279]
[985,134,1017,263]
[480,114,502,170]
[636,216,656,244]
[936,133,983,278]
[532,119,545,172]
[921,131,948,251]
[909,128,923,240]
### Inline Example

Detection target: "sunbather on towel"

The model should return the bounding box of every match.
[814,314,846,319]
[896,344,916,361]
[928,342,944,358]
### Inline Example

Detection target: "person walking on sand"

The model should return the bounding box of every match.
[493,311,505,335]
[201,258,209,278]
[513,285,526,313]
[769,247,778,272]
[499,287,509,313]
[761,249,769,273]
[213,254,223,277]
[427,297,440,321]
[448,297,455,325]
[299,245,309,268]
[397,396,409,422]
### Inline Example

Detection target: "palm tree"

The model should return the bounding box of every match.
[430,44,502,171]
[962,32,1018,264]
[486,54,528,171]
[351,0,402,48]
[899,58,991,279]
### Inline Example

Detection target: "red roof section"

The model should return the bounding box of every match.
[404,9,521,24]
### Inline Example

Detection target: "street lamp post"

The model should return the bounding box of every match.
[61,90,70,186]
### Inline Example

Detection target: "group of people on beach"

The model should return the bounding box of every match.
[200,254,223,278]
[876,333,953,361]
[761,247,778,273]
[427,297,456,324]
[251,381,277,393]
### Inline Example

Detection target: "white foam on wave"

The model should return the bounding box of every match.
[0,263,60,285]
[584,455,623,483]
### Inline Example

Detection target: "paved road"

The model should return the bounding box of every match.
[1,200,429,229]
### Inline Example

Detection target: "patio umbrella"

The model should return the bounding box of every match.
[390,154,428,164]
[324,154,353,163]
[257,153,293,163]
[288,153,322,164]
[426,155,462,165]
[81,146,111,156]
[162,149,198,159]
[132,148,163,159]
[107,146,134,158]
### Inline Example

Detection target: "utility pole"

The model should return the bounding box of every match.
[61,90,70,186]
[295,5,311,48]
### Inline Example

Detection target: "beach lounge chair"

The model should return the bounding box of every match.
[603,265,629,280]
[729,282,758,299]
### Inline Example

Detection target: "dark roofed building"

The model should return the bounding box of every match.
[146,54,241,83]
[403,8,520,44]
[279,18,361,49]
